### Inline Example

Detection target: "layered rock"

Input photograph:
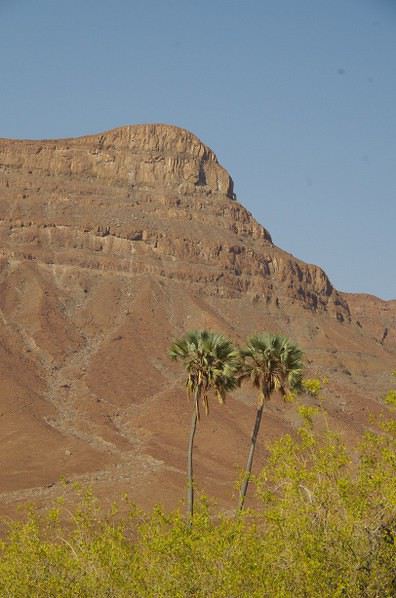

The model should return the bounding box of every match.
[0,124,394,513]
[0,124,348,318]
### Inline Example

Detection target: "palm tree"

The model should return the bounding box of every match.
[238,333,303,512]
[170,330,240,523]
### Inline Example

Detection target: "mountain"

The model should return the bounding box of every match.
[0,124,394,513]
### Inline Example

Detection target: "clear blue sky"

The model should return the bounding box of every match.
[1,0,395,299]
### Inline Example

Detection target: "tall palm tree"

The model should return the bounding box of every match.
[238,333,303,512]
[170,330,240,523]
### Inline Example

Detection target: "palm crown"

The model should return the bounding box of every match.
[170,330,240,418]
[237,333,304,512]
[241,333,304,403]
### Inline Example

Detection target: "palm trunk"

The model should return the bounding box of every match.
[238,402,264,512]
[187,390,199,524]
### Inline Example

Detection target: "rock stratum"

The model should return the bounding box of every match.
[0,124,394,513]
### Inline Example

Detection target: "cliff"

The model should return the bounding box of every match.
[0,124,394,513]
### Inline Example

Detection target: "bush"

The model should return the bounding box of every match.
[0,419,395,596]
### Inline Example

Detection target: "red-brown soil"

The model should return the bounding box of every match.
[0,124,394,515]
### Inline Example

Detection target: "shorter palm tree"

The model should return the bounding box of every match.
[238,333,303,512]
[170,330,240,523]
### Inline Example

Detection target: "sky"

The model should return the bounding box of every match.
[0,0,395,299]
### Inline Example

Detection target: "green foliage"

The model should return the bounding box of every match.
[302,377,328,398]
[297,404,320,425]
[240,333,304,402]
[254,419,396,596]
[384,389,396,407]
[384,371,396,407]
[0,421,395,597]
[169,330,240,417]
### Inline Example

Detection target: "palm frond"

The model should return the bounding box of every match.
[170,330,241,417]
[240,332,304,402]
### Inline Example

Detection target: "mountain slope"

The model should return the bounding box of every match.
[0,124,394,512]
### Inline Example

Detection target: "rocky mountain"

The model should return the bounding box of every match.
[0,124,394,513]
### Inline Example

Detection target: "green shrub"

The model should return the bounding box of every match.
[0,419,395,597]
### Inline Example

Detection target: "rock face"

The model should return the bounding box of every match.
[0,124,348,315]
[0,124,394,512]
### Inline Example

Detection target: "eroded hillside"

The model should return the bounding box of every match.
[0,124,394,513]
